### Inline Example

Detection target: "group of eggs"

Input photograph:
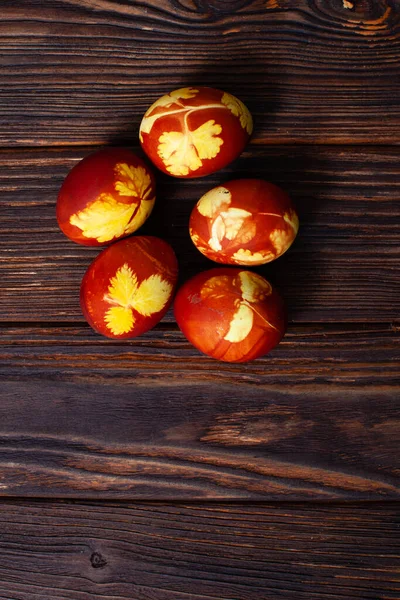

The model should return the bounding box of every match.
[56,87,299,363]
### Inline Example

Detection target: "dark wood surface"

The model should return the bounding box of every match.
[1,0,399,597]
[1,324,399,499]
[0,501,398,600]
[1,0,399,146]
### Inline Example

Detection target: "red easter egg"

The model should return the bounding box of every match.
[189,179,299,265]
[139,87,253,178]
[57,148,156,246]
[80,236,178,338]
[174,268,286,363]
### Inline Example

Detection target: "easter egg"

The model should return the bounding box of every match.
[57,148,156,246]
[139,87,252,178]
[80,236,178,338]
[189,179,299,265]
[174,268,286,362]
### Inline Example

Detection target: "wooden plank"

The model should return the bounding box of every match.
[1,146,399,323]
[0,0,399,146]
[0,323,398,499]
[0,500,398,599]
[1,323,399,385]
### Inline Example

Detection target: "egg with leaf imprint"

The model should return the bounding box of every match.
[80,236,178,338]
[139,87,253,178]
[56,148,156,246]
[174,268,286,363]
[189,179,299,265]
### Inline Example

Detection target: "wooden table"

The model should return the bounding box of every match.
[1,1,399,598]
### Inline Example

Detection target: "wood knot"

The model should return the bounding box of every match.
[195,0,253,15]
[317,0,395,37]
[202,407,314,446]
[90,552,107,569]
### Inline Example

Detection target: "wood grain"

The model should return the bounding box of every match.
[1,145,399,323]
[1,0,399,595]
[0,0,399,146]
[1,323,399,385]
[0,500,398,599]
[0,323,398,499]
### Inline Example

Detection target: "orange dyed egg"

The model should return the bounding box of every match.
[57,148,156,246]
[174,268,286,363]
[80,236,178,339]
[189,179,299,266]
[139,87,252,178]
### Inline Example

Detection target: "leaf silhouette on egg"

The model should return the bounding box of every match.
[268,210,299,256]
[196,186,256,252]
[104,305,135,336]
[200,275,233,307]
[200,271,278,344]
[238,271,272,302]
[114,163,153,200]
[103,263,172,336]
[209,208,255,252]
[69,163,155,243]
[152,87,199,109]
[283,209,300,234]
[270,229,293,256]
[140,88,199,139]
[130,274,173,317]
[221,92,253,134]
[224,302,254,343]
[157,119,223,176]
[69,194,137,244]
[231,248,275,265]
[197,186,232,218]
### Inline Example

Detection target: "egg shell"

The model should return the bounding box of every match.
[139,87,253,178]
[189,179,299,266]
[174,268,286,363]
[57,148,156,246]
[80,236,178,339]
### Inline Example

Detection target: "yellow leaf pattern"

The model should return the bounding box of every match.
[104,263,138,307]
[196,188,257,253]
[238,271,272,303]
[69,163,154,243]
[189,228,209,255]
[130,274,173,317]
[197,186,231,217]
[157,87,199,108]
[191,120,223,160]
[158,131,199,176]
[200,276,232,302]
[103,263,172,336]
[114,163,153,200]
[140,88,199,139]
[221,92,253,135]
[158,119,223,176]
[208,216,225,252]
[270,229,293,256]
[284,209,300,234]
[189,228,201,245]
[209,208,253,252]
[105,306,135,336]
[222,209,253,240]
[70,194,136,244]
[224,302,253,343]
[201,270,276,345]
[231,248,275,265]
[133,197,154,232]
